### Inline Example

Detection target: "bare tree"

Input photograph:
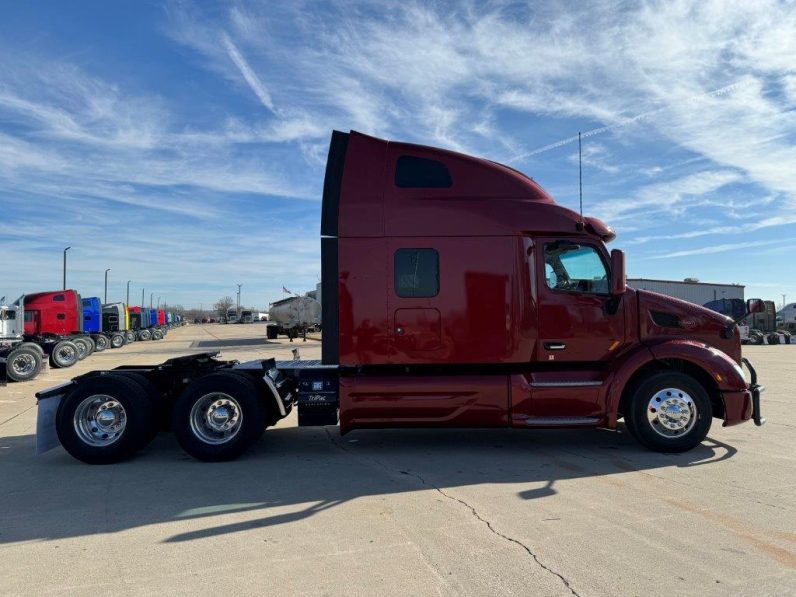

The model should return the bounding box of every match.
[214,296,234,318]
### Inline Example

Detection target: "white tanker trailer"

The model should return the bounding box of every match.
[266,296,321,341]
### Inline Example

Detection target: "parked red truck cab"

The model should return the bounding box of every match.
[35,131,764,464]
[23,290,83,336]
[315,131,764,447]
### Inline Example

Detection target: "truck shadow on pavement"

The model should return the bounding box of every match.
[0,425,737,545]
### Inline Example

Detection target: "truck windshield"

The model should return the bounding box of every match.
[0,310,14,320]
[544,243,609,294]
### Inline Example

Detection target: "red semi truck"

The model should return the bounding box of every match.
[1,291,95,382]
[35,131,764,464]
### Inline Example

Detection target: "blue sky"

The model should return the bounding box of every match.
[1,1,795,310]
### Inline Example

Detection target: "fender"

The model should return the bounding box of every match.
[603,339,747,427]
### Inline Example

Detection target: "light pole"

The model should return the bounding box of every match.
[237,284,242,313]
[141,288,145,310]
[126,280,131,306]
[157,296,161,308]
[62,247,71,290]
[104,268,111,303]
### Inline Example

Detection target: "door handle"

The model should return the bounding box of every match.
[544,342,566,351]
[395,326,405,335]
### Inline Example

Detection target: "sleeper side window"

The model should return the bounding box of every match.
[544,242,609,295]
[53,294,65,302]
[395,249,439,298]
[395,156,452,188]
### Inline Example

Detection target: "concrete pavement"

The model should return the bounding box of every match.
[1,324,794,596]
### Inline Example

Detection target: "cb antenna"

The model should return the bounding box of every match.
[574,131,585,232]
[578,131,583,220]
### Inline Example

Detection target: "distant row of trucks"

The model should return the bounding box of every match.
[224,309,268,324]
[0,289,183,383]
[221,299,322,340]
[704,298,796,345]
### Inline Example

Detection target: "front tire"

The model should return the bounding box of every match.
[6,347,43,382]
[151,329,163,340]
[138,329,151,341]
[110,333,125,349]
[56,374,155,464]
[125,330,136,344]
[624,371,712,453]
[172,372,267,462]
[51,340,79,368]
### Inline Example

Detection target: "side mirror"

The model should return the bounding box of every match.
[610,249,626,296]
[746,298,764,314]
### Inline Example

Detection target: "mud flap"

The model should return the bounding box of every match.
[36,394,63,455]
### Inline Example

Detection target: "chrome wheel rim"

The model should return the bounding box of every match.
[75,341,86,357]
[11,353,36,376]
[73,394,127,446]
[57,345,76,364]
[647,388,697,438]
[189,392,243,445]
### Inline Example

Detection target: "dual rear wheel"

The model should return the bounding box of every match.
[56,371,270,464]
[5,346,43,382]
[50,340,79,368]
[172,372,269,462]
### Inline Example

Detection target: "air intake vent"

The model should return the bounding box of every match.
[651,311,682,328]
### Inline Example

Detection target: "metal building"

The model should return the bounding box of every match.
[627,278,744,307]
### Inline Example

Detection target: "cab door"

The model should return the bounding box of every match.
[535,239,625,363]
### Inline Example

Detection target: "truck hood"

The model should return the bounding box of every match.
[636,289,741,363]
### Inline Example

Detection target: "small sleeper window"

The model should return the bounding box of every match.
[395,156,452,188]
[56,313,66,320]
[53,294,65,302]
[395,249,439,298]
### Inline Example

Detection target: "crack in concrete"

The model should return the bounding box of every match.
[323,428,579,597]
[402,469,580,597]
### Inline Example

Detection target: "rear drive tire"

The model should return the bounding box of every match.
[56,374,155,464]
[50,340,79,368]
[73,337,90,360]
[6,347,43,382]
[152,329,163,341]
[94,334,110,351]
[83,336,96,356]
[138,329,151,341]
[172,372,267,462]
[624,371,712,453]
[125,330,136,344]
[110,334,125,349]
[111,372,163,441]
[19,341,45,356]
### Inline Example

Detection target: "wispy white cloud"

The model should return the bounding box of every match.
[593,169,745,222]
[220,32,276,113]
[3,0,796,305]
[651,239,788,259]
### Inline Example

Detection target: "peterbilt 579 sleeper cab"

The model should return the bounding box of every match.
[35,131,765,464]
